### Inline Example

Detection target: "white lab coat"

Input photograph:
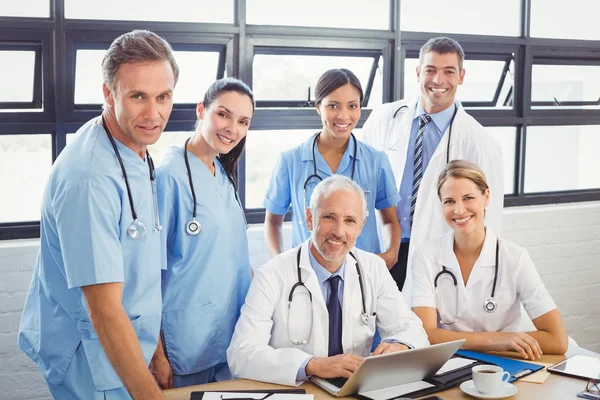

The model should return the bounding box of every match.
[362,99,504,304]
[411,229,557,333]
[227,240,430,386]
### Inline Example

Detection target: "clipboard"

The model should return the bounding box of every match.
[191,389,307,400]
[456,350,544,382]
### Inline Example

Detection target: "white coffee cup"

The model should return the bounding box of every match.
[472,365,511,394]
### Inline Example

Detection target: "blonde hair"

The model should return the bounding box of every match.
[437,160,489,198]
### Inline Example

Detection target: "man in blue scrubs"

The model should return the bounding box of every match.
[18,30,179,399]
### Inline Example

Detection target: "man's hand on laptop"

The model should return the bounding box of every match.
[371,342,409,356]
[305,354,365,378]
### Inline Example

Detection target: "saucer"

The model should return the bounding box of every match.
[460,379,518,399]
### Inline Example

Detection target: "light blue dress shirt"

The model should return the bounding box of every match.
[398,101,457,239]
[156,146,252,379]
[264,133,400,254]
[18,118,162,395]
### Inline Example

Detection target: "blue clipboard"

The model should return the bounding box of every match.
[457,350,544,382]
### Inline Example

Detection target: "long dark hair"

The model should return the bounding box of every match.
[314,68,364,106]
[200,77,255,188]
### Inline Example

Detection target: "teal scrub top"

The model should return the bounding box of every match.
[18,118,162,391]
[156,145,251,375]
[264,133,400,253]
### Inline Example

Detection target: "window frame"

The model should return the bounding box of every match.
[3,0,600,240]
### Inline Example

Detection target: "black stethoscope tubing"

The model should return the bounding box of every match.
[392,104,459,164]
[434,240,500,314]
[290,246,374,322]
[102,115,157,237]
[183,137,247,235]
[303,132,358,192]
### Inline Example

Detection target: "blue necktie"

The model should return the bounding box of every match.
[410,114,432,225]
[327,275,343,356]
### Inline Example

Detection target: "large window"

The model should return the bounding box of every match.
[401,0,521,37]
[252,53,382,108]
[531,0,600,41]
[531,64,600,110]
[65,0,234,23]
[75,49,223,106]
[2,0,600,238]
[246,0,390,30]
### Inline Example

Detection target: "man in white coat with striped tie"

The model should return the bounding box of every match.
[361,36,504,303]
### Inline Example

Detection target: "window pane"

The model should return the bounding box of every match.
[247,0,389,30]
[531,0,600,40]
[0,51,36,103]
[0,135,51,223]
[401,0,520,36]
[65,0,233,23]
[0,1,49,17]
[404,58,514,109]
[531,64,600,110]
[245,129,317,209]
[75,49,221,105]
[485,127,516,195]
[148,131,191,164]
[525,125,600,193]
[253,55,382,108]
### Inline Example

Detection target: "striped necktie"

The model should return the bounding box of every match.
[410,114,432,225]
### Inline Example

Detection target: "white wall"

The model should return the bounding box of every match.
[1,202,599,399]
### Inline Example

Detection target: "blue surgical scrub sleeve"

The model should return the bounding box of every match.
[375,152,400,210]
[264,153,292,215]
[54,178,124,288]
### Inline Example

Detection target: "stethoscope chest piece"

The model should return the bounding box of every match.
[186,218,201,235]
[484,298,497,313]
[128,219,146,240]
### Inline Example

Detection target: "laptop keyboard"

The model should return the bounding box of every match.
[325,377,349,389]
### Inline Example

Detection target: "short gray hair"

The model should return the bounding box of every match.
[309,175,368,221]
[102,30,179,91]
[419,36,465,70]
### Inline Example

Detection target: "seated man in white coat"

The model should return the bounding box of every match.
[227,175,429,386]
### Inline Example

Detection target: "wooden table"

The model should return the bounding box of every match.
[163,353,588,400]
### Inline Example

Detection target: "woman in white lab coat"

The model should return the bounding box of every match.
[361,99,504,302]
[411,160,568,359]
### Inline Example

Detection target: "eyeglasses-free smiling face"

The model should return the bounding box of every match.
[197,91,253,155]
[417,51,465,114]
[306,189,366,268]
[439,176,490,237]
[316,83,361,142]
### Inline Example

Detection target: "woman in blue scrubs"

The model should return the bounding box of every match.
[264,68,401,268]
[151,78,254,388]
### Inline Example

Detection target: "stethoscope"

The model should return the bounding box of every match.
[102,116,162,240]
[183,137,248,236]
[434,240,500,325]
[287,245,376,345]
[302,132,358,210]
[388,103,459,164]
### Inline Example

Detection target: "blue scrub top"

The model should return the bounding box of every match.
[264,133,400,253]
[18,118,162,391]
[156,146,252,376]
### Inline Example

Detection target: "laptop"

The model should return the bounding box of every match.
[310,339,465,397]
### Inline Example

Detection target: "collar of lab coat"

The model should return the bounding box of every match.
[300,131,361,162]
[298,240,359,289]
[438,228,498,286]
